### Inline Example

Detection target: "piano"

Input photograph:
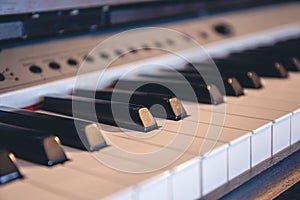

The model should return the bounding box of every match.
[0,0,300,199]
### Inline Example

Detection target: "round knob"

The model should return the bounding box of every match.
[29,65,42,74]
[49,62,61,70]
[213,23,233,36]
[67,58,78,66]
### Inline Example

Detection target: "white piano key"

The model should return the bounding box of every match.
[64,147,158,186]
[103,188,133,200]
[228,134,251,180]
[15,159,130,200]
[261,73,300,89]
[291,109,300,144]
[65,147,171,200]
[272,114,292,154]
[226,96,299,113]
[170,157,200,200]
[251,125,272,166]
[0,181,69,200]
[133,172,169,200]
[201,144,228,196]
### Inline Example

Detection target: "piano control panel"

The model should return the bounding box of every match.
[1,2,300,95]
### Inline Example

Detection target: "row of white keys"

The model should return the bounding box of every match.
[200,100,293,157]
[101,118,250,197]
[55,126,226,200]
[198,73,300,156]
[227,88,300,153]
[184,101,289,166]
[0,125,222,200]
[96,135,204,200]
[183,105,273,167]
[159,119,254,181]
[246,73,300,144]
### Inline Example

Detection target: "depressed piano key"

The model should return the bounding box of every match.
[73,89,187,120]
[0,149,22,184]
[113,79,224,105]
[41,95,158,132]
[0,123,67,166]
[139,73,244,96]
[0,107,107,152]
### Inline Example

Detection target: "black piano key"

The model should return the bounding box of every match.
[113,79,224,105]
[0,123,68,166]
[253,46,300,71]
[174,64,263,89]
[0,107,107,152]
[139,73,244,97]
[213,57,289,78]
[73,89,187,120]
[0,149,22,184]
[41,95,158,132]
[275,38,300,49]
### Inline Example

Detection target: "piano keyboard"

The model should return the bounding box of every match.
[1,2,300,200]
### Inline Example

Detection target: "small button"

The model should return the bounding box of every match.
[67,58,78,66]
[199,31,209,39]
[100,52,110,59]
[128,47,137,54]
[49,62,61,70]
[84,55,94,62]
[154,42,162,48]
[166,38,175,46]
[182,34,192,42]
[0,74,5,81]
[213,23,233,36]
[29,65,42,73]
[114,50,124,57]
[142,44,151,51]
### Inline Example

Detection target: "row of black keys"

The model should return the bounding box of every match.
[1,36,299,184]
